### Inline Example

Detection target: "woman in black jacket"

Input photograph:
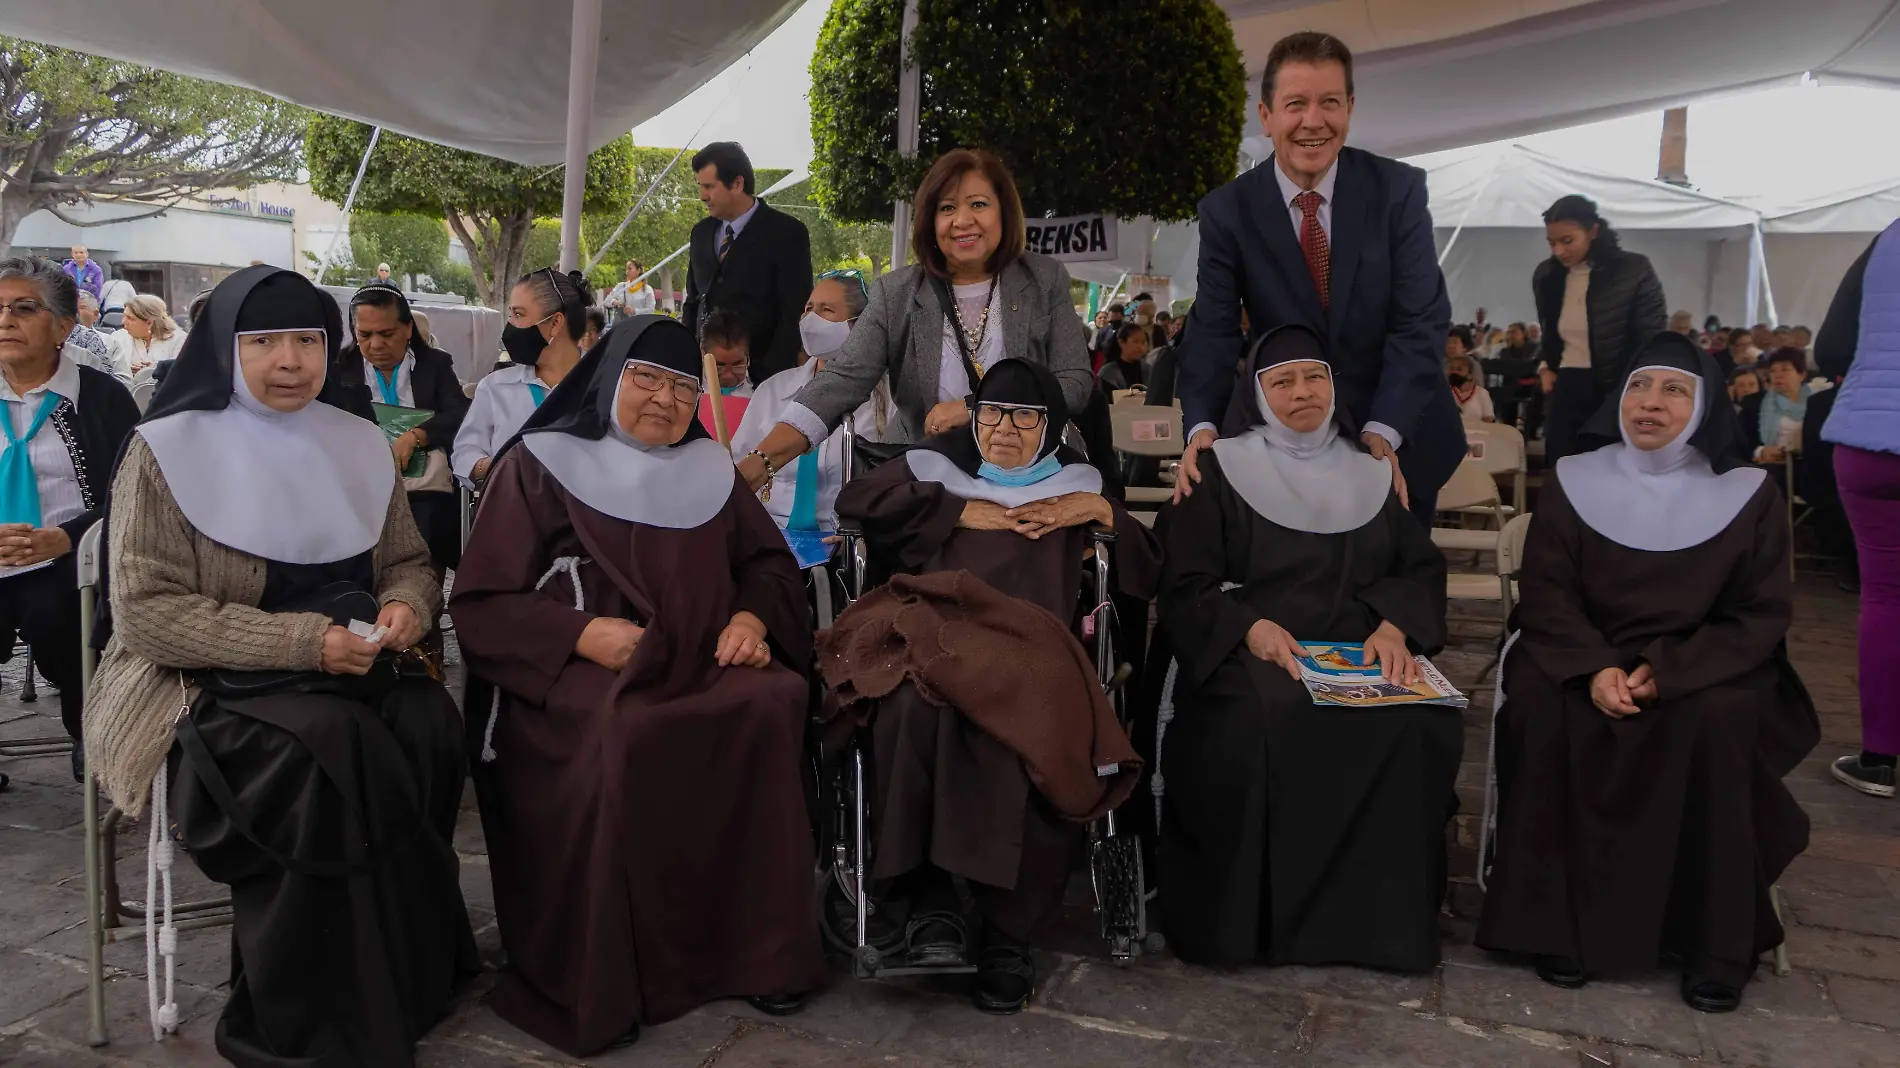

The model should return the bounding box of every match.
[1533,195,1667,462]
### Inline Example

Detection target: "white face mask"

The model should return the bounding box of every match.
[798,311,853,358]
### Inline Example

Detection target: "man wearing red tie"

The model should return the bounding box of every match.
[1174,32,1463,524]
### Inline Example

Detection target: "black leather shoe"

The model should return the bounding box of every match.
[906,911,969,968]
[604,1025,640,1050]
[972,929,1036,1014]
[746,993,807,1017]
[1534,955,1588,989]
[1681,974,1741,1013]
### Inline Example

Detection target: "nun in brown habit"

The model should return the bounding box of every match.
[1477,332,1819,1013]
[1148,324,1459,974]
[827,357,1161,1014]
[449,315,825,1056]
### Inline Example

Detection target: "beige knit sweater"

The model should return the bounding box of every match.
[86,434,440,818]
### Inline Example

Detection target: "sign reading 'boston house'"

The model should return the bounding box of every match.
[1024,214,1118,263]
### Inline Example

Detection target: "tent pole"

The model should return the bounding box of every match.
[560,0,604,273]
[313,125,381,286]
[1437,152,1508,267]
[1745,221,1765,325]
[1755,222,1779,325]
[890,0,922,270]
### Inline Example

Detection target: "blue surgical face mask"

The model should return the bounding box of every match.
[978,450,1063,486]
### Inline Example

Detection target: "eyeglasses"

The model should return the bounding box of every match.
[626,367,700,404]
[975,404,1046,429]
[0,299,49,320]
[816,268,869,300]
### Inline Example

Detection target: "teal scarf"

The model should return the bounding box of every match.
[787,451,821,531]
[528,382,548,406]
[0,393,60,527]
[373,363,403,406]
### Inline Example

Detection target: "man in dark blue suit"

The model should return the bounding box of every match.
[1176,31,1463,523]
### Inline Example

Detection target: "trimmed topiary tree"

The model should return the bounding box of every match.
[810,0,1246,225]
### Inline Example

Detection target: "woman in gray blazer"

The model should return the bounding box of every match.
[736,148,1093,492]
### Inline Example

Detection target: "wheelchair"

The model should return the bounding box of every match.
[811,422,1161,979]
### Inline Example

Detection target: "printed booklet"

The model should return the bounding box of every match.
[1294,641,1468,708]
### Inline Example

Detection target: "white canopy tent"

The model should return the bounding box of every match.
[1743,179,1900,330]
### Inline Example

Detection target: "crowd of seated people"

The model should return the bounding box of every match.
[20,157,1846,1067]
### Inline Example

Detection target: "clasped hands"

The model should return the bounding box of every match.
[0,523,71,569]
[1245,617,1419,686]
[1590,663,1658,719]
[320,600,423,676]
[573,610,773,672]
[959,493,1112,540]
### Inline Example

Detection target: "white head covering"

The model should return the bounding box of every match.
[1556,344,1767,551]
[1210,329,1390,534]
[518,316,735,529]
[137,269,395,565]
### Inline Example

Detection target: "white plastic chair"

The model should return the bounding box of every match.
[1433,461,1507,554]
[1461,420,1527,517]
[1110,406,1182,508]
[130,380,155,415]
[78,520,232,1047]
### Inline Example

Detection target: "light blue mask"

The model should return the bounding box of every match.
[978,450,1063,487]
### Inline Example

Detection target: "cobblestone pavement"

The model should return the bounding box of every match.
[3,576,1897,1067]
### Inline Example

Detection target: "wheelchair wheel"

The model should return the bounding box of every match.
[1090,831,1145,961]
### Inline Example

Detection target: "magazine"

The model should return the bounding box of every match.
[782,527,834,570]
[1294,641,1468,709]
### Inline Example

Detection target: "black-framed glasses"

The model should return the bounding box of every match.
[975,404,1046,429]
[626,366,700,404]
[0,299,49,320]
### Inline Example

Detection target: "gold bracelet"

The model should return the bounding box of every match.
[749,449,777,501]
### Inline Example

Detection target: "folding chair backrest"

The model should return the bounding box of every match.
[1462,421,1526,478]
[1112,388,1149,405]
[1436,460,1503,514]
[130,380,154,415]
[1498,513,1534,578]
[76,519,105,590]
[1110,405,1183,458]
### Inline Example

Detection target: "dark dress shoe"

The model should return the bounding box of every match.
[604,1025,640,1050]
[1681,975,1741,1013]
[746,993,807,1017]
[906,911,969,968]
[1534,955,1588,989]
[972,929,1036,1014]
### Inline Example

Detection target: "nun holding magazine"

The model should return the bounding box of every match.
[1148,325,1461,975]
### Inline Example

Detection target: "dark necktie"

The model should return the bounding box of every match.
[719,224,735,262]
[1294,190,1330,310]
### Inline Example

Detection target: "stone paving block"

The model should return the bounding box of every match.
[712,1026,954,1068]
[1800,797,1900,837]
[1825,975,1900,1030]
[29,908,233,993]
[24,972,224,1067]
[0,879,86,951]
[1782,927,1900,982]
[1702,1012,1900,1068]
[0,827,84,887]
[1610,1053,1700,1067]
[1300,1003,1579,1068]
[0,778,85,833]
[0,947,89,1028]
[0,1034,115,1068]
[1438,958,1704,1057]
[724,970,934,1047]
[889,996,1287,1068]
[1779,855,1897,900]
[1208,958,1437,1009]
[1040,957,1306,1054]
[1787,887,1900,940]
[1736,968,1835,1019]
[458,853,496,914]
[1808,829,1900,871]
[431,997,740,1068]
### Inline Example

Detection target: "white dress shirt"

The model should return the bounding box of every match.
[732,359,891,530]
[362,353,418,407]
[0,354,85,579]
[106,329,183,382]
[452,364,552,486]
[717,198,763,252]
[1191,159,1402,452]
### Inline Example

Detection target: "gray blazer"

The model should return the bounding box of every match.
[790,253,1093,442]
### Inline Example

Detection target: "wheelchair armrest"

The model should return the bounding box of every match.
[1090,524,1118,545]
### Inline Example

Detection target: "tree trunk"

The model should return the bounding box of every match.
[660,265,676,312]
[446,206,536,308]
[0,181,43,258]
[868,251,887,278]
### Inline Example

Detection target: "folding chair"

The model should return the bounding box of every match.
[130,380,155,415]
[1109,405,1182,511]
[78,520,233,1047]
[1460,420,1527,517]
[0,642,66,758]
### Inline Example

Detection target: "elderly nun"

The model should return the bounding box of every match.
[85,265,474,1067]
[1477,331,1819,1013]
[449,315,825,1056]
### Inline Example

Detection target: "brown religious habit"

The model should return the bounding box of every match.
[450,449,826,1056]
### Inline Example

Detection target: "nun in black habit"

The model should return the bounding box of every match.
[1476,332,1819,1013]
[87,266,475,1067]
[449,316,825,1055]
[1148,324,1459,973]
[826,358,1160,1014]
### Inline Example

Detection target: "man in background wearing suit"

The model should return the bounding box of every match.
[681,142,813,386]
[1175,31,1463,524]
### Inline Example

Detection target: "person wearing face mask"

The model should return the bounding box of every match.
[732,148,1094,497]
[729,271,891,530]
[1478,332,1817,1013]
[86,265,476,1066]
[823,358,1159,1014]
[452,268,592,489]
[1145,324,1456,975]
[340,282,472,572]
[450,316,825,1054]
[1447,351,1493,422]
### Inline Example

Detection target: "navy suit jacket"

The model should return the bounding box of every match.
[1180,147,1465,506]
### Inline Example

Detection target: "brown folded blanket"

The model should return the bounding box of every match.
[818,569,1141,822]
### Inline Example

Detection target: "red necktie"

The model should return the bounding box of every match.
[1294,190,1330,310]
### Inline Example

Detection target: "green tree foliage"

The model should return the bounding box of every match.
[349,212,448,287]
[0,38,305,253]
[306,117,636,307]
[774,179,896,277]
[810,0,1245,225]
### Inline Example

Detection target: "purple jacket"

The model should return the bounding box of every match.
[63,259,103,301]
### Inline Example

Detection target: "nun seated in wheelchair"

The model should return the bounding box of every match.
[449,316,825,1056]
[85,266,475,1068]
[1148,324,1457,974]
[822,358,1161,1014]
[1476,332,1818,1014]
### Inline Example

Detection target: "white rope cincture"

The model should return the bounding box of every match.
[1476,629,1522,893]
[481,557,588,763]
[145,761,180,1040]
